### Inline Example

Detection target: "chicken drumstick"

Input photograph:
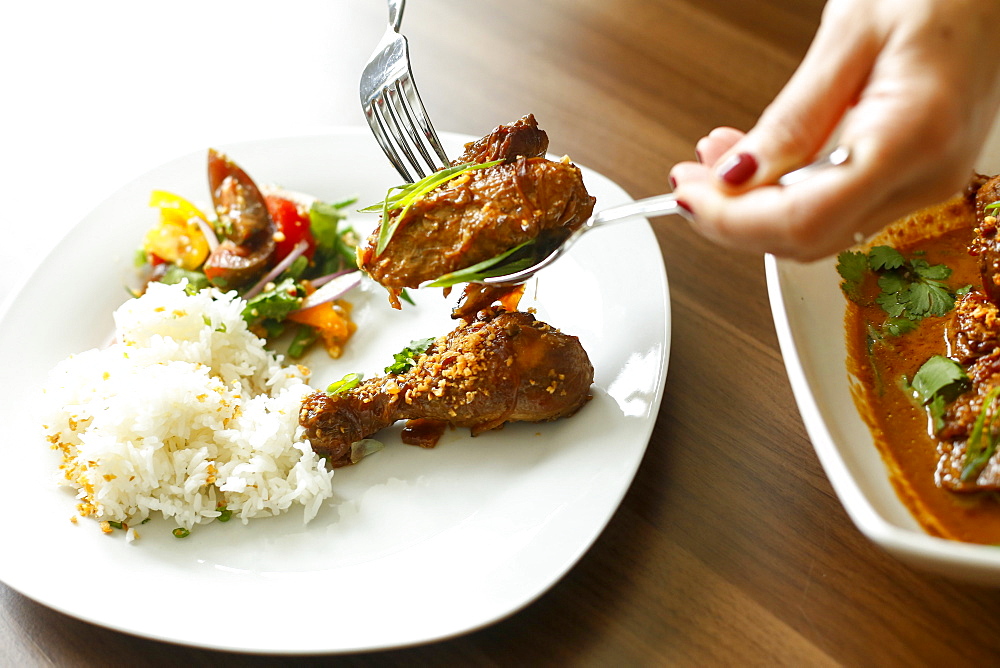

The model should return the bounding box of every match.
[299,308,594,467]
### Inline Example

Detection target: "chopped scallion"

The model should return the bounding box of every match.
[327,372,364,395]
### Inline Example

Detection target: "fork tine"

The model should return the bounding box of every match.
[364,96,416,183]
[389,78,435,178]
[396,72,449,170]
[379,84,430,180]
[360,6,450,182]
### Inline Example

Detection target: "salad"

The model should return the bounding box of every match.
[135,149,362,358]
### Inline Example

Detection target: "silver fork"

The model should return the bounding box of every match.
[479,147,851,286]
[360,0,449,183]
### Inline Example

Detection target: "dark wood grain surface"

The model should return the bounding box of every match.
[5,1,1000,665]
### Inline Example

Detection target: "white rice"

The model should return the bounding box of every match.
[41,281,334,536]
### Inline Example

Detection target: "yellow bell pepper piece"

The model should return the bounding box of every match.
[143,190,211,270]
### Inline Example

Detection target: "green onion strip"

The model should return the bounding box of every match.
[425,240,536,288]
[962,386,1000,483]
[361,160,502,256]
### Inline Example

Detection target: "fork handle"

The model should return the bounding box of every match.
[388,0,405,32]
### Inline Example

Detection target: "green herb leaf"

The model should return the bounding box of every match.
[385,337,435,374]
[910,355,969,434]
[884,317,918,337]
[310,198,359,274]
[425,240,536,288]
[283,255,309,281]
[867,245,906,271]
[241,277,303,324]
[904,281,954,318]
[836,250,869,302]
[911,355,968,404]
[877,272,908,295]
[962,386,1000,482]
[875,291,907,318]
[911,258,951,281]
[840,245,961,332]
[160,265,210,294]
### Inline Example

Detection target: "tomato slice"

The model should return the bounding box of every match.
[266,195,315,262]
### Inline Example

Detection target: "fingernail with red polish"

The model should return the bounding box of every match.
[695,148,704,164]
[669,174,677,190]
[676,199,694,219]
[717,152,758,186]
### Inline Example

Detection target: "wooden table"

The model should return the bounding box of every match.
[4,1,999,664]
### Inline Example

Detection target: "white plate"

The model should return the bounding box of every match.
[765,119,1000,585]
[0,130,670,653]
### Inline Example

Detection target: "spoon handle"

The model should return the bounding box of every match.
[591,146,851,229]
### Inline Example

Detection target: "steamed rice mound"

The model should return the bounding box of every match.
[42,281,334,537]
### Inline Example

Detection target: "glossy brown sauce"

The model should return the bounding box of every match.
[401,418,448,448]
[846,205,1000,543]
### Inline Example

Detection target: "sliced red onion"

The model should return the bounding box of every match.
[309,267,354,289]
[195,218,219,252]
[244,240,309,300]
[296,271,362,311]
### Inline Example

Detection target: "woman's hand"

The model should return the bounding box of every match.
[669,0,1000,261]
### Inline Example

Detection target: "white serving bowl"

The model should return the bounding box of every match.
[766,120,1000,585]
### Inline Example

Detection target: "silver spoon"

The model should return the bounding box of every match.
[478,146,851,286]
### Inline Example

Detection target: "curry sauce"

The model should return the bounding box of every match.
[846,194,1000,544]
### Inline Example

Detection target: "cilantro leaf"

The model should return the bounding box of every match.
[911,258,951,281]
[910,355,969,434]
[868,245,905,271]
[385,337,435,374]
[877,272,908,295]
[839,244,961,333]
[875,291,907,318]
[911,355,968,403]
[905,281,953,318]
[836,250,868,302]
[884,317,917,337]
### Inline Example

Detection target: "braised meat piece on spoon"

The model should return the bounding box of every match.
[454,113,551,165]
[357,115,596,313]
[299,308,594,468]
